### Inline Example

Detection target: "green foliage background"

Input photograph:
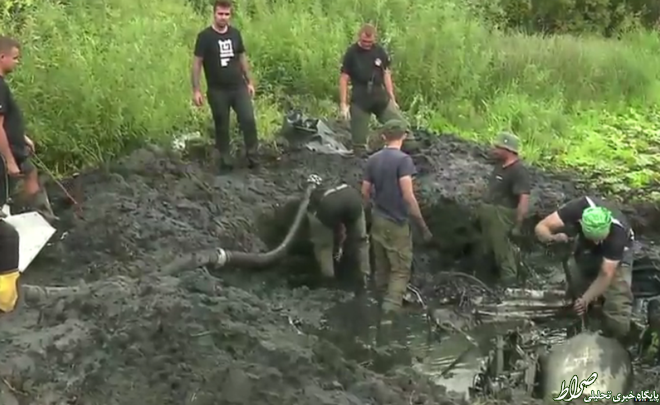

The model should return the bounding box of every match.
[2,0,660,197]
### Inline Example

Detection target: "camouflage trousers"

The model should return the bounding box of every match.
[566,249,634,341]
[350,100,404,148]
[477,203,519,283]
[370,213,413,313]
[307,211,370,280]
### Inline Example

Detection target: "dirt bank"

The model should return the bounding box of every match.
[2,130,659,404]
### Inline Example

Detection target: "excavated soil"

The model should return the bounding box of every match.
[2,129,660,404]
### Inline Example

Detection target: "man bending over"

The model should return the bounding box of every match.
[535,196,634,341]
[307,182,370,285]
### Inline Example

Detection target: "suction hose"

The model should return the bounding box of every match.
[161,174,323,274]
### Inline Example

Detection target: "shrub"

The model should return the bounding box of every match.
[3,0,660,195]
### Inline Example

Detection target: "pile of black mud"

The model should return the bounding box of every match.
[1,130,660,405]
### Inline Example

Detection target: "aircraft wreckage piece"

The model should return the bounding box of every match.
[540,332,633,403]
[1,205,56,272]
[20,276,136,303]
[476,288,570,321]
[161,174,322,275]
[473,330,634,403]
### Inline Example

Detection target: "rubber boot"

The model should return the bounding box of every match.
[246,147,259,169]
[28,189,59,223]
[217,153,234,173]
[0,270,20,313]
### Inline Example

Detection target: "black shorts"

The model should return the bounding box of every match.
[0,151,35,206]
[0,220,19,273]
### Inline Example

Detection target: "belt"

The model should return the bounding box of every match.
[322,184,348,198]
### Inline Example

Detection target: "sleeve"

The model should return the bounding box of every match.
[398,155,417,178]
[193,32,206,58]
[511,166,531,196]
[363,157,374,183]
[556,197,587,225]
[235,30,246,54]
[601,228,627,261]
[0,82,9,116]
[340,47,352,75]
[380,46,392,69]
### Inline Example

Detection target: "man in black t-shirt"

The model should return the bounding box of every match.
[535,196,634,340]
[479,132,531,285]
[0,36,58,223]
[307,183,370,284]
[191,0,259,171]
[339,24,406,156]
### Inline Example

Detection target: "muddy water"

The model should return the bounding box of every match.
[319,291,572,402]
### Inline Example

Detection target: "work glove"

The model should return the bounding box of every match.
[339,103,350,120]
[510,225,522,238]
[334,247,343,262]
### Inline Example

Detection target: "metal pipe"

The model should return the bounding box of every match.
[503,288,566,301]
[161,174,323,274]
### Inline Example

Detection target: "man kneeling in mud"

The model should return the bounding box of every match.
[307,183,370,284]
[535,196,634,341]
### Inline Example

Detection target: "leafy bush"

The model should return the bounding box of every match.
[2,0,660,196]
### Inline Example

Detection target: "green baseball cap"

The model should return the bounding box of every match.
[494,131,520,154]
[380,119,409,135]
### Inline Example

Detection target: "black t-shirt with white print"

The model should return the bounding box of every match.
[556,196,633,261]
[194,25,246,90]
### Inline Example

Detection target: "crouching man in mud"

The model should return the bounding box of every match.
[535,197,635,341]
[478,132,530,286]
[0,36,58,222]
[191,0,259,171]
[339,24,406,156]
[361,120,432,314]
[307,183,371,284]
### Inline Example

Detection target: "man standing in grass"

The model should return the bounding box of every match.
[478,132,530,286]
[191,0,259,171]
[339,24,406,156]
[0,36,58,223]
[361,120,432,314]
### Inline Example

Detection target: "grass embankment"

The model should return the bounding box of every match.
[3,0,660,197]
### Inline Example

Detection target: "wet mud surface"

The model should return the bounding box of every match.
[2,130,660,404]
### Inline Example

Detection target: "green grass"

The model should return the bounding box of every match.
[3,0,660,197]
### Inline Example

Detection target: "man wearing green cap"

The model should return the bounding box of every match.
[361,119,433,313]
[478,132,531,285]
[535,196,635,340]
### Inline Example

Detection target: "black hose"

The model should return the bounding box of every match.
[161,175,322,274]
[227,181,316,267]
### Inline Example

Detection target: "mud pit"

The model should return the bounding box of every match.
[2,130,660,404]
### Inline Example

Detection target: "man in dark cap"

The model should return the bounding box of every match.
[362,119,432,313]
[478,132,531,285]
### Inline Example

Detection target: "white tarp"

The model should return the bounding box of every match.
[2,204,56,272]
